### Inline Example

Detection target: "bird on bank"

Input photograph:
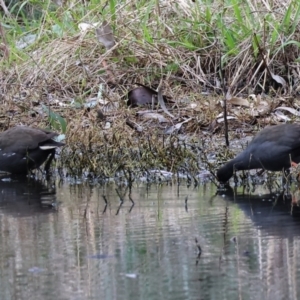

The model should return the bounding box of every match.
[216,123,300,183]
[0,126,64,174]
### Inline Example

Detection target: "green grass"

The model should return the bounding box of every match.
[2,0,299,80]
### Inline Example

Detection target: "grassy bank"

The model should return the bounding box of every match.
[0,0,300,182]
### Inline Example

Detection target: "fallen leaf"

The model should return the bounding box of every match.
[274,110,291,121]
[216,116,237,123]
[128,86,157,107]
[78,23,93,32]
[189,103,198,109]
[126,119,143,132]
[270,72,287,87]
[139,112,168,123]
[225,89,231,100]
[95,20,115,50]
[228,97,250,107]
[16,34,37,49]
[78,22,100,32]
[104,122,111,129]
[127,84,173,107]
[164,118,193,134]
[275,106,300,116]
[157,86,174,119]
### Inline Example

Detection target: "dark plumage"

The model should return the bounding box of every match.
[0,126,64,174]
[217,123,300,183]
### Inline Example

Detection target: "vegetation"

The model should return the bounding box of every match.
[0,0,300,183]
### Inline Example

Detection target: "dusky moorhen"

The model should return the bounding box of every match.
[217,123,300,183]
[0,126,64,174]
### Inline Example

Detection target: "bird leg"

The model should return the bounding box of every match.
[44,150,55,173]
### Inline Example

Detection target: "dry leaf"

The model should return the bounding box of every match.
[274,110,291,122]
[128,86,157,107]
[95,20,115,50]
[164,118,193,134]
[228,97,250,107]
[78,22,100,32]
[189,103,198,109]
[127,84,173,107]
[139,112,168,123]
[157,87,174,119]
[275,106,300,116]
[270,72,286,87]
[250,105,270,117]
[126,119,143,132]
[216,116,237,123]
[225,89,231,100]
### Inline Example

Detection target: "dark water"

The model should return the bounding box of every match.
[0,177,300,300]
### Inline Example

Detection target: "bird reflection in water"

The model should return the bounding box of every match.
[218,184,300,227]
[0,175,58,217]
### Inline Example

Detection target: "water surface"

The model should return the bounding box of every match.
[0,177,300,300]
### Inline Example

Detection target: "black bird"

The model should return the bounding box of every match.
[217,123,300,183]
[0,126,64,174]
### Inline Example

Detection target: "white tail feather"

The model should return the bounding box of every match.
[39,145,58,150]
